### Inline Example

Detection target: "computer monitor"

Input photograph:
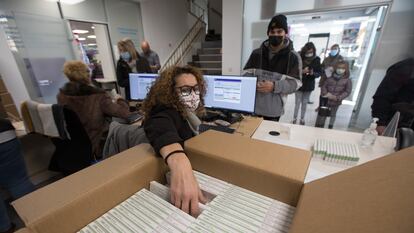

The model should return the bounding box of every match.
[129,73,158,100]
[203,75,257,113]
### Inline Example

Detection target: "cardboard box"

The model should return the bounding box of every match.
[230,116,263,138]
[12,132,414,233]
[185,130,311,206]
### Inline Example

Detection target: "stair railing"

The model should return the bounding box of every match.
[160,14,206,72]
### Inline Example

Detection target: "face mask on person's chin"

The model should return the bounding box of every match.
[179,92,200,112]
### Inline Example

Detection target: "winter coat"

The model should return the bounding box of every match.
[116,52,152,100]
[298,56,321,92]
[372,57,414,126]
[57,82,130,157]
[319,54,344,87]
[244,39,302,117]
[321,74,352,107]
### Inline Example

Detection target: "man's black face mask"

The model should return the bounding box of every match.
[268,35,283,47]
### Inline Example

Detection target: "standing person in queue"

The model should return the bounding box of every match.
[244,14,302,121]
[143,66,207,217]
[292,42,321,125]
[319,60,352,129]
[317,44,344,110]
[140,41,161,74]
[116,38,152,100]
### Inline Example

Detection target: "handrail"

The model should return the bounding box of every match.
[160,15,206,72]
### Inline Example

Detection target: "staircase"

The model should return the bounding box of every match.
[190,40,222,75]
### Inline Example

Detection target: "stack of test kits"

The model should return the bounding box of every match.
[189,171,295,233]
[78,189,195,233]
[187,186,295,233]
[313,138,359,165]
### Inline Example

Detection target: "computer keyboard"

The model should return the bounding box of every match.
[199,124,235,134]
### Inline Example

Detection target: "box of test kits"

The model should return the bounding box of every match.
[11,131,414,233]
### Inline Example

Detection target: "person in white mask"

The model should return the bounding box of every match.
[317,44,344,111]
[320,60,352,128]
[143,66,207,217]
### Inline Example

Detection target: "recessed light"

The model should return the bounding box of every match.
[72,29,89,34]
[87,35,96,39]
[91,26,95,29]
[78,38,86,41]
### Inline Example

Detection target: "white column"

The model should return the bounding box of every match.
[222,0,244,75]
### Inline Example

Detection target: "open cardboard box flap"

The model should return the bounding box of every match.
[289,146,414,233]
[12,130,413,233]
[12,144,167,233]
[185,130,312,206]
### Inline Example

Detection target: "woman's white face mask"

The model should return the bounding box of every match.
[179,91,200,112]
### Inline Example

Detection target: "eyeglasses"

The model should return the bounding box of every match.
[176,85,200,96]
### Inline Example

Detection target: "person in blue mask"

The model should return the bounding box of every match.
[317,44,344,111]
[116,38,152,100]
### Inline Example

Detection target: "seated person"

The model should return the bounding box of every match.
[143,66,207,216]
[57,61,132,158]
[0,118,34,233]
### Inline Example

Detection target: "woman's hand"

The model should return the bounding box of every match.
[168,153,206,217]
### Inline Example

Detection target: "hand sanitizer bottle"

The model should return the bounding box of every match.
[361,118,379,147]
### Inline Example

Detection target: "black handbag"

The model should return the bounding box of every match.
[318,97,331,117]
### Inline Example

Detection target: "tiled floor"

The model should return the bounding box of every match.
[279,86,359,132]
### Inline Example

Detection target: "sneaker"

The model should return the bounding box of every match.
[328,125,333,129]
[300,119,305,125]
[292,119,297,124]
[307,101,314,104]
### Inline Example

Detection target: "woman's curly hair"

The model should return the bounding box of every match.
[142,65,206,119]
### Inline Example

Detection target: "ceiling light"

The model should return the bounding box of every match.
[87,35,96,39]
[88,43,96,46]
[78,38,86,41]
[72,29,89,34]
[91,26,95,29]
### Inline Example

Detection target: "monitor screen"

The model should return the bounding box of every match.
[129,73,158,100]
[203,75,257,113]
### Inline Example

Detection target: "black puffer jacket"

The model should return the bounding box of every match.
[298,56,321,92]
[372,57,414,126]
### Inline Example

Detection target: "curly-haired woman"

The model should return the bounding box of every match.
[143,66,207,217]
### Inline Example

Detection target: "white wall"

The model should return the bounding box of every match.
[222,0,243,75]
[0,26,31,108]
[105,0,145,57]
[353,0,414,129]
[140,0,191,65]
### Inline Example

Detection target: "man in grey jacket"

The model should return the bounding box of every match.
[244,15,302,121]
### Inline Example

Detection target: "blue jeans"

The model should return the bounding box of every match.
[0,138,34,231]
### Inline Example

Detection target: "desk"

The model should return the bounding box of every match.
[252,120,396,183]
[95,79,118,91]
